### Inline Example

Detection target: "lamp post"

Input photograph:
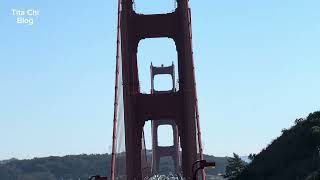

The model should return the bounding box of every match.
[192,160,215,180]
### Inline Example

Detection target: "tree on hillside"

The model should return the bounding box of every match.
[248,154,256,161]
[225,153,246,179]
[234,111,320,180]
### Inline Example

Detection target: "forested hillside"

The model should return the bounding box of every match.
[6,110,319,180]
[0,154,111,180]
[0,153,227,179]
[235,111,320,180]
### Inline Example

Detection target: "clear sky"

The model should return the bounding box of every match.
[1,0,320,160]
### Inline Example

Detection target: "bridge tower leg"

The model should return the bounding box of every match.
[150,63,180,174]
[112,0,204,179]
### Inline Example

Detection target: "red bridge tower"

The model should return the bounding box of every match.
[111,0,204,179]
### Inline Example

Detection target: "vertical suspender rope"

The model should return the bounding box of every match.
[186,3,206,180]
[111,0,122,179]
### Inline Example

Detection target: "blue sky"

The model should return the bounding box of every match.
[1,0,320,160]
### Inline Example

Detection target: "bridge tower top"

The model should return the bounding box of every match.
[150,62,176,94]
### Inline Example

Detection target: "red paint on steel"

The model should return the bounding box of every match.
[111,0,205,179]
[111,0,122,179]
[186,5,206,180]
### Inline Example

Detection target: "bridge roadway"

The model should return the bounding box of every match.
[146,173,182,180]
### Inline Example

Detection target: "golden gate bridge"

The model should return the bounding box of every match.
[109,0,211,179]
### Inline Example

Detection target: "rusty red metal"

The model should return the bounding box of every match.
[111,0,204,179]
[110,0,122,179]
[186,4,205,180]
[150,64,180,174]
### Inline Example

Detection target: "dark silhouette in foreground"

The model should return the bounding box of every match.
[234,111,320,180]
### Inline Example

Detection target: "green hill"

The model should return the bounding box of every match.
[0,153,227,179]
[4,110,320,180]
[235,111,320,180]
[0,154,111,180]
